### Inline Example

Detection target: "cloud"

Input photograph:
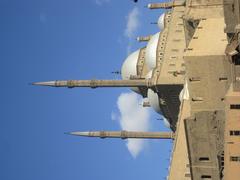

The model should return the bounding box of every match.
[124,7,140,38]
[115,92,150,158]
[95,0,110,6]
[124,7,140,54]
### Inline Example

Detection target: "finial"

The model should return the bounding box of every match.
[31,81,56,86]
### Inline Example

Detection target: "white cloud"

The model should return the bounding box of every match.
[124,7,140,54]
[116,92,150,158]
[124,7,140,38]
[126,139,145,158]
[95,0,110,6]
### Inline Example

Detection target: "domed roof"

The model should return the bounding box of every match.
[145,69,153,79]
[121,49,139,80]
[158,13,165,30]
[146,70,161,113]
[179,81,190,102]
[147,88,161,113]
[145,32,160,70]
[121,49,140,93]
[179,89,184,102]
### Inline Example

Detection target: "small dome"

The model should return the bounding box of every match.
[147,88,161,113]
[145,32,160,70]
[121,49,140,93]
[145,70,153,79]
[179,81,189,101]
[179,89,184,102]
[183,81,189,100]
[146,70,161,113]
[158,13,165,29]
[163,117,170,128]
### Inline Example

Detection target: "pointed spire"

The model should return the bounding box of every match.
[66,130,175,139]
[31,81,56,86]
[31,79,151,88]
[66,131,90,136]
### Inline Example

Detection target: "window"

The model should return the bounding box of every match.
[201,175,211,179]
[230,104,240,109]
[219,77,228,81]
[232,54,240,65]
[199,157,210,161]
[170,56,177,59]
[230,156,240,161]
[230,131,240,136]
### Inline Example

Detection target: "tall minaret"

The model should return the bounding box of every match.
[147,1,185,9]
[32,79,152,88]
[66,130,175,139]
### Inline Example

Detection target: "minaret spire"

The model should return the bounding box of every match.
[66,130,175,139]
[32,79,151,88]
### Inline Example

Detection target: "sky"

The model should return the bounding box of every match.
[0,0,172,180]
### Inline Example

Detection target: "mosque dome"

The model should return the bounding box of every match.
[158,13,165,30]
[121,49,139,80]
[145,32,160,70]
[146,70,161,113]
[146,71,171,128]
[121,49,140,93]
[179,88,184,102]
[179,81,189,102]
[145,69,153,79]
[147,89,162,113]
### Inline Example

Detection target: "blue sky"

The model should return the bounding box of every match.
[0,0,172,179]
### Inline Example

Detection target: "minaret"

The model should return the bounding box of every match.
[147,1,185,9]
[32,79,152,88]
[66,130,175,139]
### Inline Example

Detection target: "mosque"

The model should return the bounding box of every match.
[33,6,188,132]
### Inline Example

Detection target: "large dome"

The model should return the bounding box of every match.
[146,71,171,128]
[145,32,160,70]
[158,13,165,30]
[146,70,161,113]
[121,49,140,93]
[147,89,161,113]
[121,49,139,80]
